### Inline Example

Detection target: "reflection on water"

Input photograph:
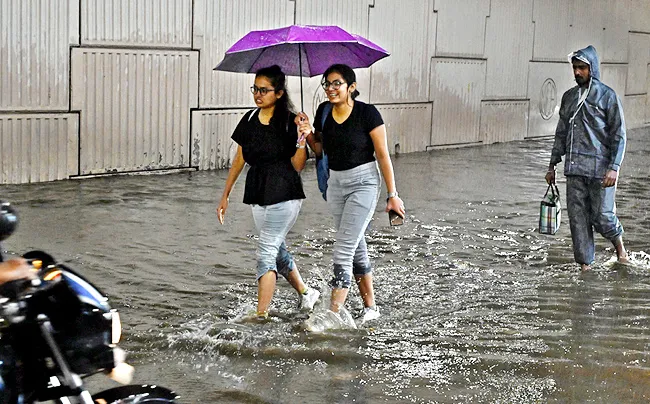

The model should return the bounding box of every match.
[2,128,650,403]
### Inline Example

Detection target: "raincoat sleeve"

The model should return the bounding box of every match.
[549,92,570,166]
[605,94,626,172]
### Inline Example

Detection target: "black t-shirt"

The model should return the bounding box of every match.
[231,109,306,206]
[314,101,384,171]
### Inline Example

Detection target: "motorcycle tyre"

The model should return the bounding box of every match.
[92,384,179,403]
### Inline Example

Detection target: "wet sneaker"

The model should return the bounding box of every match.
[358,306,380,325]
[299,288,320,312]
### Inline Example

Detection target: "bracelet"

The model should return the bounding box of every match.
[297,145,306,149]
[387,191,398,199]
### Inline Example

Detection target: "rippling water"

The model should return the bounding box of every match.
[2,129,650,403]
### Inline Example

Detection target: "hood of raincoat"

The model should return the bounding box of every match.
[568,45,600,81]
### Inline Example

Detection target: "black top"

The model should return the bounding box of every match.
[314,101,384,171]
[231,109,306,206]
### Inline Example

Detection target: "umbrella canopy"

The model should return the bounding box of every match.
[214,25,389,77]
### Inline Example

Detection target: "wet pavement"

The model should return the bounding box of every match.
[1,127,650,403]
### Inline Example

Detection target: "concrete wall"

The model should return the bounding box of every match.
[1,0,649,184]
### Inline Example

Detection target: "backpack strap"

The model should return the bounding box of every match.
[321,103,332,132]
[246,108,259,122]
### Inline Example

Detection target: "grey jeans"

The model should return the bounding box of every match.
[566,175,623,265]
[251,199,302,280]
[327,161,380,288]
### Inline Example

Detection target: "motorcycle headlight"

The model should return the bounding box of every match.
[111,311,122,344]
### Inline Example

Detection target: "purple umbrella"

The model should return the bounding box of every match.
[214,25,389,109]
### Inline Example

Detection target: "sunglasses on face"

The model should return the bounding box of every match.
[321,80,346,90]
[250,85,275,96]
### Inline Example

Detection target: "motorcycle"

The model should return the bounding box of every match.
[0,201,180,403]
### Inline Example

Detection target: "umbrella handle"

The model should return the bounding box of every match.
[299,43,304,111]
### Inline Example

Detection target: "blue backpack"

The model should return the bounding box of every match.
[316,103,332,200]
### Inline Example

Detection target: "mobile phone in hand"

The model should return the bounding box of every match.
[389,209,404,226]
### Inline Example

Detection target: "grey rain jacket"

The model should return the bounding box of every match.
[550,45,626,178]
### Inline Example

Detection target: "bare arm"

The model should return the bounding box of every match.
[290,121,308,172]
[216,146,246,224]
[369,124,405,217]
[307,131,323,157]
[0,258,35,284]
[295,112,322,157]
[291,148,308,172]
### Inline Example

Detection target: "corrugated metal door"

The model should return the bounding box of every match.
[194,0,294,109]
[0,114,78,184]
[80,0,193,48]
[71,48,198,174]
[368,0,434,104]
[191,110,246,170]
[430,58,485,146]
[0,0,79,111]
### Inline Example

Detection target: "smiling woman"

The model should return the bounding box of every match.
[295,64,406,329]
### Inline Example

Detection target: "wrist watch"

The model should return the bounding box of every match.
[387,191,398,199]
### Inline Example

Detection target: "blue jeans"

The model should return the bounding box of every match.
[251,199,302,280]
[327,161,380,288]
[566,175,624,265]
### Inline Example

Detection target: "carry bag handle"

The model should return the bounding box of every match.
[543,183,560,200]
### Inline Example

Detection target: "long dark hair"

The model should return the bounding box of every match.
[255,65,295,130]
[322,64,360,100]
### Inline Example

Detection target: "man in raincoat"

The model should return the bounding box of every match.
[545,45,628,271]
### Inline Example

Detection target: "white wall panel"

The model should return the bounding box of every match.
[626,33,650,95]
[624,95,647,129]
[480,101,529,144]
[601,0,630,63]
[430,58,485,146]
[532,0,572,61]
[368,0,434,103]
[0,0,79,111]
[0,113,78,184]
[647,64,650,123]
[194,0,294,109]
[71,48,198,174]
[527,62,575,137]
[81,0,192,48]
[376,104,432,154]
[630,0,650,33]
[600,64,628,101]
[485,0,535,98]
[434,0,490,58]
[534,0,630,64]
[295,0,370,35]
[568,0,607,56]
[191,110,246,170]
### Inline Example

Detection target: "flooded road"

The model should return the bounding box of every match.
[2,128,650,403]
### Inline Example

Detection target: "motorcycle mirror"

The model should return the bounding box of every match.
[0,201,18,242]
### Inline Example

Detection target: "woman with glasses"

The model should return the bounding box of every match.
[217,65,320,319]
[296,64,406,327]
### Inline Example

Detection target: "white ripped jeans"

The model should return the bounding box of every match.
[251,199,302,280]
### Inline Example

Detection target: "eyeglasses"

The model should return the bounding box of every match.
[321,80,346,90]
[250,85,275,96]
